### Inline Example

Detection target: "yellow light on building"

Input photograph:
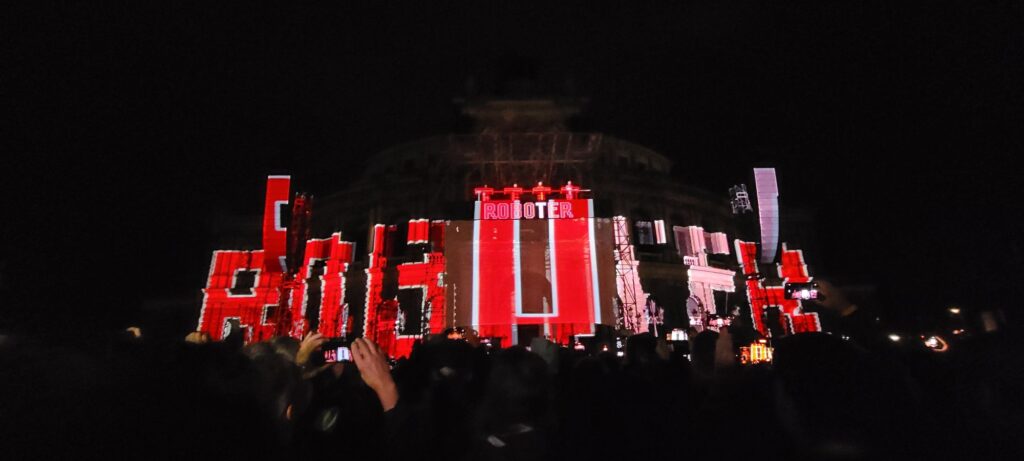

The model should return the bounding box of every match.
[740,341,773,365]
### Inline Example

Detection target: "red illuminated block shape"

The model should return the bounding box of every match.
[407,219,430,245]
[198,250,286,342]
[199,175,291,341]
[735,240,821,336]
[288,232,356,338]
[198,175,357,343]
[364,221,447,358]
[262,175,291,273]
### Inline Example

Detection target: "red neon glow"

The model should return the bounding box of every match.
[735,240,821,336]
[502,184,524,201]
[480,200,580,220]
[531,182,552,200]
[473,186,494,201]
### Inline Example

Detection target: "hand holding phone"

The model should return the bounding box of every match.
[323,346,352,363]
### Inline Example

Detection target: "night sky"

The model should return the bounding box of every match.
[6,2,1023,339]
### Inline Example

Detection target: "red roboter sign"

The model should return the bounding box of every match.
[480,200,584,220]
[474,182,589,220]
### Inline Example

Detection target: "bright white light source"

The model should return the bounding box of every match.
[924,335,949,352]
[948,307,961,315]
[616,351,625,357]
[888,334,901,342]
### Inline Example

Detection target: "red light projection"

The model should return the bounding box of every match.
[262,176,291,273]
[407,219,430,244]
[445,184,617,347]
[205,174,834,355]
[735,241,821,336]
[480,199,580,220]
[199,250,287,342]
[288,233,355,338]
[364,222,447,358]
[199,176,356,342]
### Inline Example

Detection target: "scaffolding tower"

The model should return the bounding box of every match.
[612,216,649,333]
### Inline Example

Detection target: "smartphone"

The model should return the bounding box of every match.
[323,346,352,363]
[709,315,733,329]
[785,282,819,300]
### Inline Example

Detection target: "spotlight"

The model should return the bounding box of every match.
[888,334,901,342]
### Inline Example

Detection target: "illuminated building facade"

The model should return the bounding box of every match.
[199,94,826,355]
[311,97,738,337]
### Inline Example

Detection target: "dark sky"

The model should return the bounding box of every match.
[5,2,1023,336]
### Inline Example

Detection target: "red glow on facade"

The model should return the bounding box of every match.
[199,175,827,356]
[469,188,603,345]
[735,241,821,336]
[364,222,447,358]
[199,250,285,342]
[199,176,356,342]
[288,233,355,338]
[407,219,430,244]
[262,176,291,273]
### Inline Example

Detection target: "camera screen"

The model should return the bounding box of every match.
[794,289,818,300]
[785,283,819,300]
[323,346,352,363]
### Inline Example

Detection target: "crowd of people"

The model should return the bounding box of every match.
[2,303,1022,460]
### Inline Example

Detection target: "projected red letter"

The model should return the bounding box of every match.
[735,241,821,336]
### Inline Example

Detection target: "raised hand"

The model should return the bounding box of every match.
[296,332,327,366]
[351,337,398,411]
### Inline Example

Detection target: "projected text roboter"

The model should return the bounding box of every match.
[480,200,576,220]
